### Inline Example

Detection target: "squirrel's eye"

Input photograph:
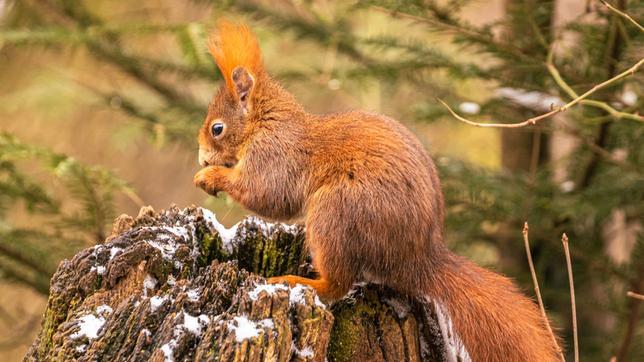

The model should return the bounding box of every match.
[211,123,224,137]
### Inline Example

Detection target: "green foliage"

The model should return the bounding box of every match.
[0,132,134,293]
[0,0,642,360]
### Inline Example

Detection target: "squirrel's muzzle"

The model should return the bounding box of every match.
[198,148,215,167]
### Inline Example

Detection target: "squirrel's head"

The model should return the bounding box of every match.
[198,20,263,168]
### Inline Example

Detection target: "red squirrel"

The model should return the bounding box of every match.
[194,20,562,361]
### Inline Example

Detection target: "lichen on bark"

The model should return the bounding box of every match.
[26,206,455,362]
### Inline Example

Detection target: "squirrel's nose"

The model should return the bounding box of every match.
[198,149,211,167]
[198,157,210,167]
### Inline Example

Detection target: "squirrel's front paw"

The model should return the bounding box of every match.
[193,167,225,196]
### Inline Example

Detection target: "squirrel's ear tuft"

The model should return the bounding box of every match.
[208,20,263,99]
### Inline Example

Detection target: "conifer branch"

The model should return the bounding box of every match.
[0,260,50,295]
[0,240,52,278]
[368,4,538,64]
[26,0,204,112]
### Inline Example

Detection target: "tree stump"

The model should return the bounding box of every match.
[25,206,462,362]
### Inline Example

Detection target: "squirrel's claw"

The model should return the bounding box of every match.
[193,167,222,197]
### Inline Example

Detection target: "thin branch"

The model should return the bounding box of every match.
[522,223,565,361]
[626,291,644,301]
[562,233,579,362]
[438,98,561,128]
[439,57,644,128]
[600,0,644,32]
[546,45,642,122]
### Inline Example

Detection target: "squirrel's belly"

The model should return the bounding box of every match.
[241,179,306,221]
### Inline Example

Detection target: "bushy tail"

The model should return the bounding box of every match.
[425,253,562,362]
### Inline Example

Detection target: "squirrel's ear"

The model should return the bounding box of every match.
[207,20,263,113]
[232,66,254,112]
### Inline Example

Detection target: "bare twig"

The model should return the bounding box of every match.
[626,291,644,301]
[439,58,644,128]
[546,46,643,122]
[599,0,644,32]
[522,223,565,361]
[562,233,579,362]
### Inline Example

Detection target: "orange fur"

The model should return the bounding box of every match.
[195,21,563,362]
[207,20,263,97]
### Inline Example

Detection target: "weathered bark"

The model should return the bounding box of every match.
[26,206,458,362]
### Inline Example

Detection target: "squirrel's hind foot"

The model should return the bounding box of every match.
[267,275,346,301]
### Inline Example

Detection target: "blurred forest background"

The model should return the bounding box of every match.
[0,0,642,360]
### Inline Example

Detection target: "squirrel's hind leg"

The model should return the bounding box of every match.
[268,191,357,301]
[267,242,353,301]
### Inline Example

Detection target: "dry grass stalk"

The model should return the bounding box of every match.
[522,222,565,361]
[562,233,579,362]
